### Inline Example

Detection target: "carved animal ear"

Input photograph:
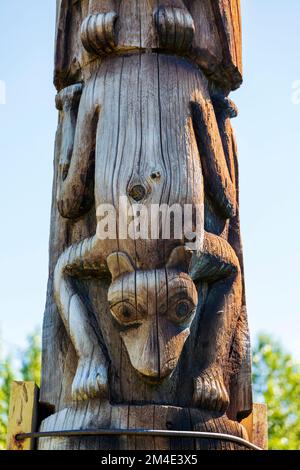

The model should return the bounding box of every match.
[167,246,192,272]
[107,252,135,281]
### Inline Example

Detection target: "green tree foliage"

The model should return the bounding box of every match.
[0,331,41,449]
[252,334,300,450]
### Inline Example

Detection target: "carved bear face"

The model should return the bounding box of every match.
[107,248,198,382]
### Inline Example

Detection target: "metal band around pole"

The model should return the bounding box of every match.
[15,428,262,451]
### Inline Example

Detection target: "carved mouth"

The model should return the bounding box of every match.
[137,371,173,385]
[137,372,162,385]
[136,358,178,384]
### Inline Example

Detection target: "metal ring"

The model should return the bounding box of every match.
[16,428,262,451]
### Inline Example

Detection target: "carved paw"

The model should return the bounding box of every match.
[72,356,108,401]
[211,95,239,119]
[193,369,229,413]
[155,7,195,52]
[81,12,118,55]
[55,83,83,112]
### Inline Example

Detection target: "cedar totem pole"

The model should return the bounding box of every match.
[39,0,253,450]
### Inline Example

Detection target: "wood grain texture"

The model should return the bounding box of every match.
[54,0,242,92]
[6,382,39,451]
[241,403,268,450]
[38,401,250,450]
[40,0,253,451]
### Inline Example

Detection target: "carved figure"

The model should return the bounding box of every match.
[39,0,251,451]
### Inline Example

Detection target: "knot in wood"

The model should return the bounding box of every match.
[128,184,147,202]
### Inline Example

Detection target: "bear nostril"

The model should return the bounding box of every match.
[128,184,147,202]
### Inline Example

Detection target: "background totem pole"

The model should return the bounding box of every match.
[38,0,253,450]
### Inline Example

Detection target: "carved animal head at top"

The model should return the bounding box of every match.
[107,247,198,383]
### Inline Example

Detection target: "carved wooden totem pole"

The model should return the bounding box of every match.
[39,0,253,450]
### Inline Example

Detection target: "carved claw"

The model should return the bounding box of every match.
[72,355,108,402]
[81,12,118,55]
[193,369,229,413]
[155,7,195,52]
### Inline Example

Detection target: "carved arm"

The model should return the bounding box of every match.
[190,231,242,413]
[54,235,108,401]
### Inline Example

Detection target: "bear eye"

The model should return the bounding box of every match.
[176,301,189,319]
[122,306,132,319]
[110,301,141,326]
[170,299,196,324]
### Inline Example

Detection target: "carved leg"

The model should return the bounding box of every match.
[55,84,83,181]
[191,100,236,219]
[155,1,195,51]
[56,82,98,219]
[81,0,118,55]
[54,236,108,401]
[190,232,242,413]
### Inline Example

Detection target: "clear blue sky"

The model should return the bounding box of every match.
[0,1,299,358]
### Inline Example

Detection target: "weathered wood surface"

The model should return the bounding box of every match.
[241,403,268,450]
[6,382,39,451]
[40,0,252,450]
[42,53,251,413]
[38,401,249,450]
[54,0,242,91]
